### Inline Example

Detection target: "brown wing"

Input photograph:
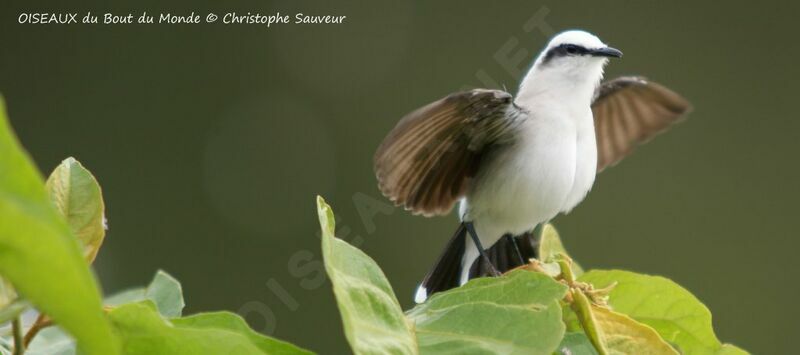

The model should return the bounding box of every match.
[374,89,525,216]
[592,76,692,172]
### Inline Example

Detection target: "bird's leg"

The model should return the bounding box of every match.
[505,234,526,266]
[464,222,501,277]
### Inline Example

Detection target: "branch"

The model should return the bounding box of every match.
[22,314,52,348]
[12,316,24,355]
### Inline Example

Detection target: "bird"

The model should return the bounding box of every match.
[372,30,692,303]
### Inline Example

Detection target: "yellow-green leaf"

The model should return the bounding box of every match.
[537,224,584,276]
[318,196,418,355]
[0,276,22,327]
[29,271,311,355]
[0,278,16,311]
[0,300,27,325]
[172,312,313,355]
[104,270,185,318]
[715,343,749,355]
[0,97,118,354]
[46,157,106,263]
[407,270,568,355]
[592,306,678,355]
[108,302,312,354]
[570,289,607,354]
[579,270,747,355]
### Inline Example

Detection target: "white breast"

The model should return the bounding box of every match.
[457,104,597,284]
[561,109,597,213]
[465,112,576,231]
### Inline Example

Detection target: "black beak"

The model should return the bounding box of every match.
[590,47,623,58]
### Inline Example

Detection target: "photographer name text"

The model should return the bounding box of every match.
[17,12,347,26]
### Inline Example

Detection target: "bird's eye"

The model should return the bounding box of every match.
[565,45,579,54]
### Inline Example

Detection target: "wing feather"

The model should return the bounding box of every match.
[593,77,692,171]
[374,89,523,216]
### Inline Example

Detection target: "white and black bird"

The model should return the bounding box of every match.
[373,30,692,303]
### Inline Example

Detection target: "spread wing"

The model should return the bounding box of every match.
[592,76,692,172]
[374,89,525,216]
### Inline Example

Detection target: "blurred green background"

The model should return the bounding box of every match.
[2,0,798,353]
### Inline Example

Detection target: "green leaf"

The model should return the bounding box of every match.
[26,311,314,355]
[557,333,598,355]
[0,300,28,324]
[716,344,749,355]
[103,288,146,307]
[104,270,184,318]
[144,270,184,317]
[579,270,746,355]
[108,302,312,354]
[31,270,178,354]
[0,97,118,353]
[23,290,120,354]
[0,277,20,322]
[592,307,677,355]
[561,301,582,333]
[45,157,107,263]
[537,224,583,276]
[0,278,16,310]
[172,312,313,355]
[1,157,106,329]
[407,270,568,355]
[569,288,606,354]
[0,337,13,355]
[317,196,418,355]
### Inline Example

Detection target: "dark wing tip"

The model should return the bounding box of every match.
[594,77,693,172]
[649,81,693,116]
[373,88,518,216]
[374,169,453,217]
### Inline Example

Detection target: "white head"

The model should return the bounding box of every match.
[518,30,621,102]
[536,30,621,76]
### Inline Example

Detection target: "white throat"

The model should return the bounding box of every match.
[514,58,606,110]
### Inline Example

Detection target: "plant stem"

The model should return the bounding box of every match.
[557,254,608,355]
[23,314,51,348]
[571,290,608,355]
[11,316,24,355]
[556,255,576,283]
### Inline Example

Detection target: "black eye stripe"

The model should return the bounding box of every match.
[543,43,589,63]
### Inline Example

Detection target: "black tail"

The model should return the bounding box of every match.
[416,223,540,303]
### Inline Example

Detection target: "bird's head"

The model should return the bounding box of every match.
[533,30,622,83]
